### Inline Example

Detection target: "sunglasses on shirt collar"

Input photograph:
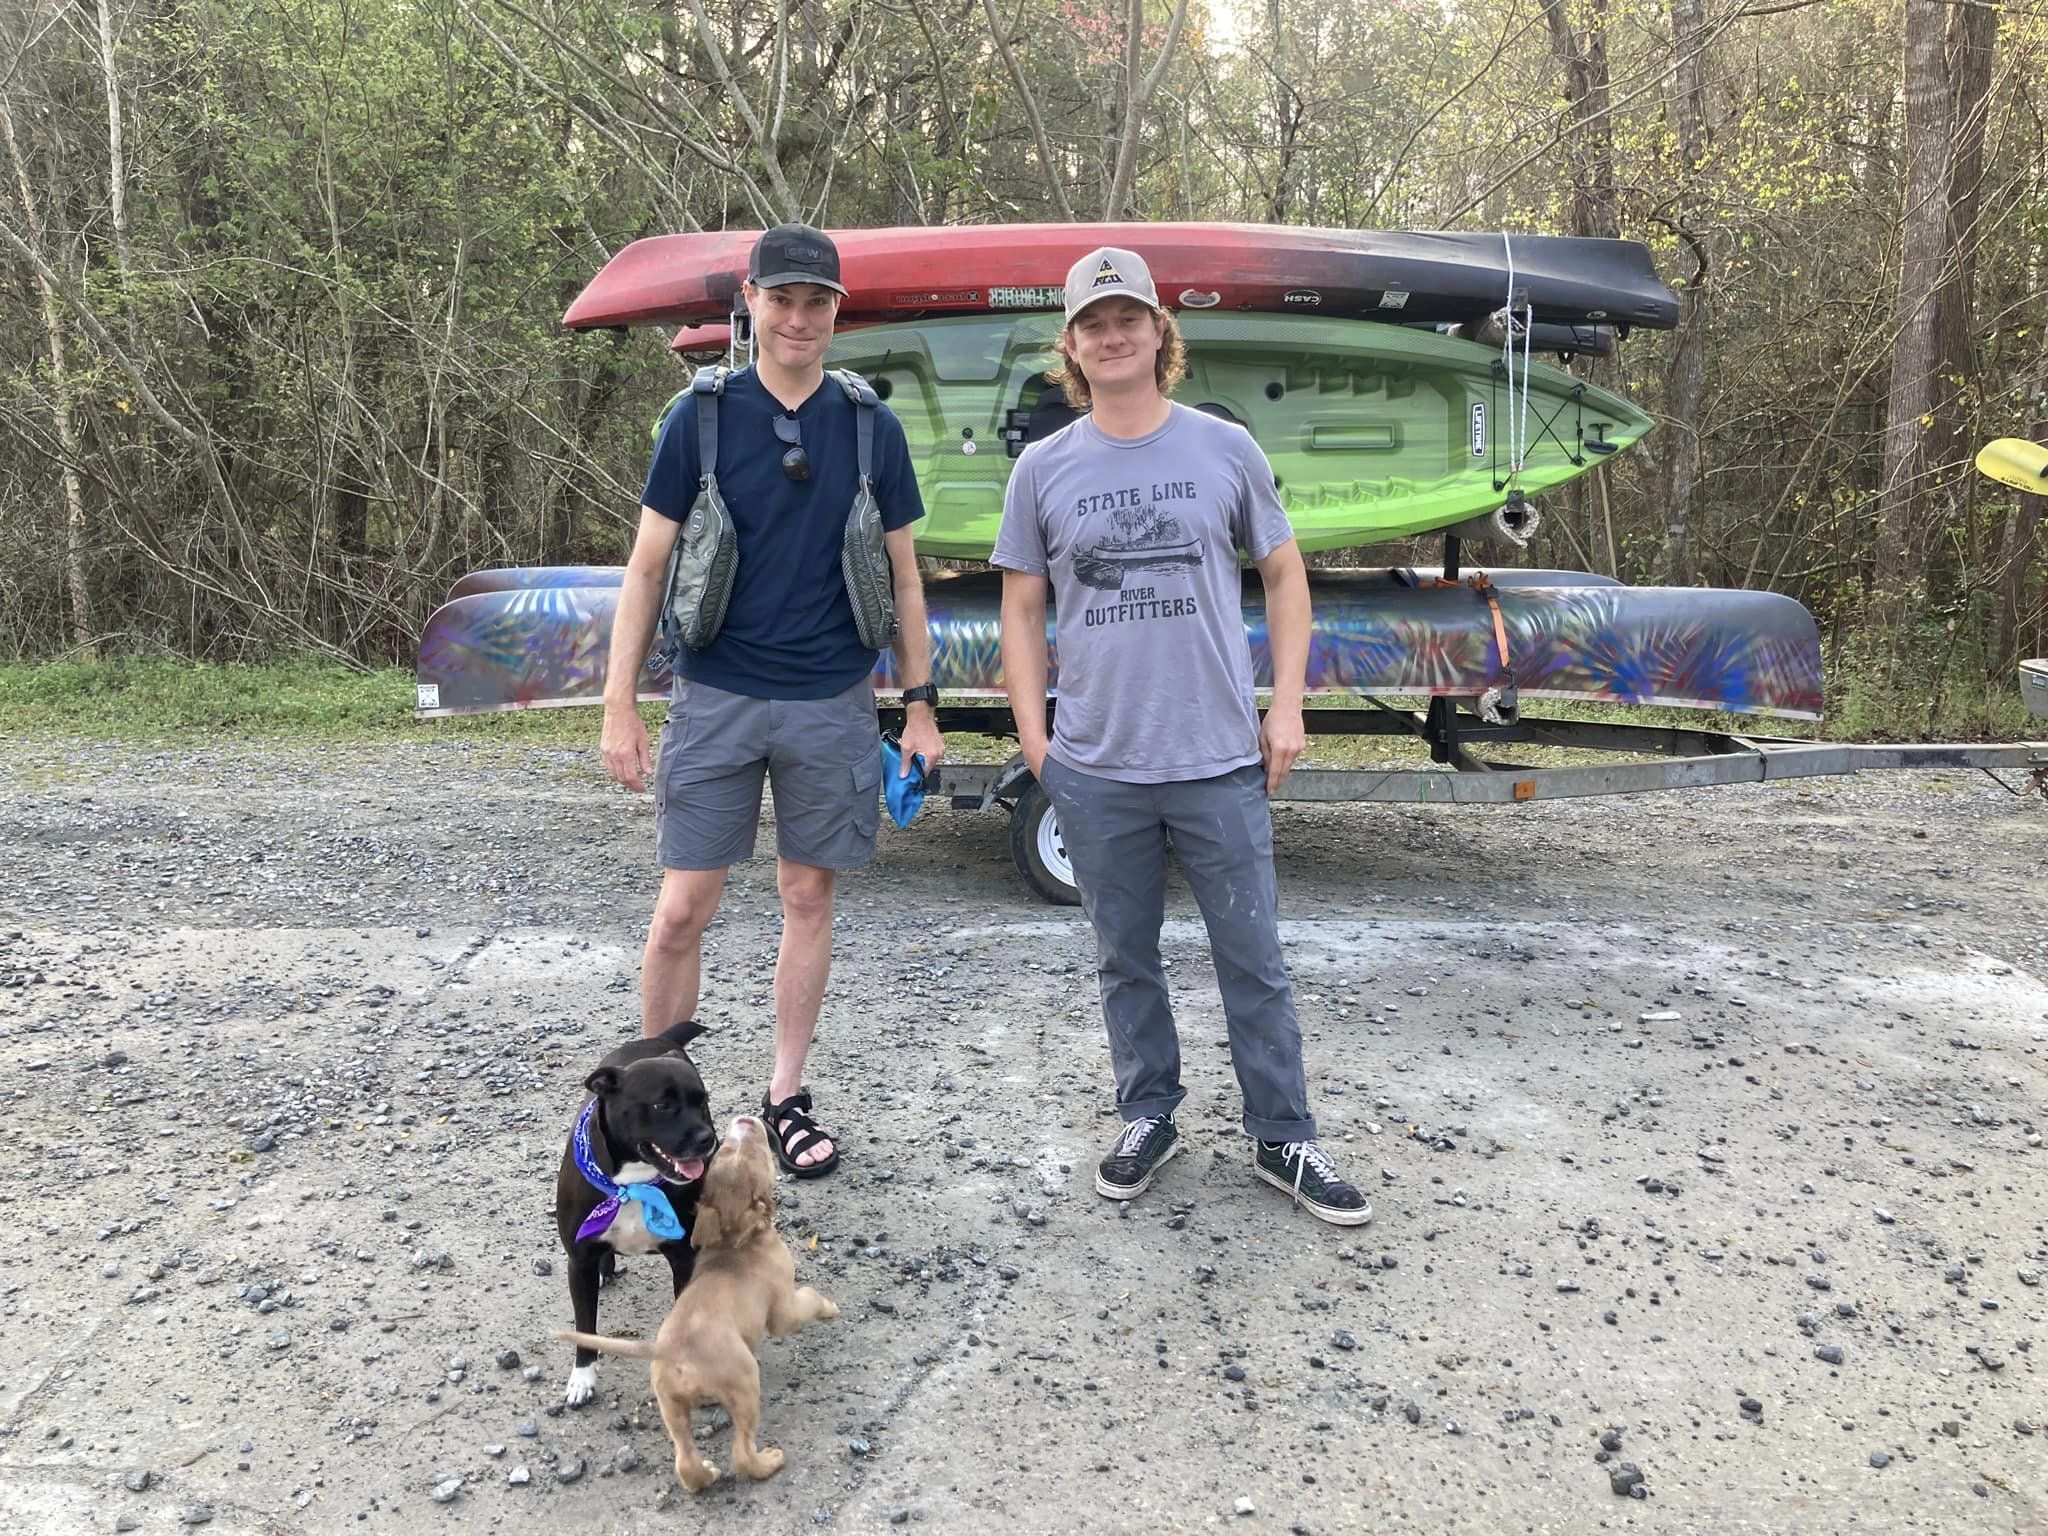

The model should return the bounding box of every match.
[773,414,809,482]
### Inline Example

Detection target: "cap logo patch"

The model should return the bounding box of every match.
[1091,259,1125,289]
[787,243,823,261]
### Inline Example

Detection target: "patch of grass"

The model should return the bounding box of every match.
[0,658,613,745]
[0,648,2035,750]
[1824,624,2039,743]
[1828,660,2036,744]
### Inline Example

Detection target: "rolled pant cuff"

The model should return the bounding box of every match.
[1244,1115,1317,1143]
[1117,1090,1187,1123]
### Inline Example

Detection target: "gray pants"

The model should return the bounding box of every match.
[1040,757,1315,1143]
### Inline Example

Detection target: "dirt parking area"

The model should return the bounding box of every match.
[0,736,2044,1535]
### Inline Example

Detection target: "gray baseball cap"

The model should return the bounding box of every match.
[1063,246,1161,321]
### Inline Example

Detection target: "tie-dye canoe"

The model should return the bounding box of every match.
[415,567,1823,720]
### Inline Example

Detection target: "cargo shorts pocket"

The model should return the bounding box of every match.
[653,689,690,816]
[851,749,882,839]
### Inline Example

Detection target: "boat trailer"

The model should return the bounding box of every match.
[886,698,2048,905]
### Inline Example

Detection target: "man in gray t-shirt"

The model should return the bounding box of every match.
[992,397,1291,782]
[993,246,1370,1227]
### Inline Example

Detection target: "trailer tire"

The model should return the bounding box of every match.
[1008,779,1081,906]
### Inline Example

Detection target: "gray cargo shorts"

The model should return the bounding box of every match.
[654,676,882,871]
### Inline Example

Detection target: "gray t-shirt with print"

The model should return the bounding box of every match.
[991,403,1296,784]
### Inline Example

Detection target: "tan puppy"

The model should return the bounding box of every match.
[554,1114,839,1491]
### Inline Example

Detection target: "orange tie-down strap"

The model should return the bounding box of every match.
[1424,572,1513,674]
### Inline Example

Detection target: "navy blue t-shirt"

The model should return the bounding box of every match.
[641,367,923,699]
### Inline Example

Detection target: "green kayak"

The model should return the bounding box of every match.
[795,312,1652,559]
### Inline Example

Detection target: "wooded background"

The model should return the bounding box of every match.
[2,0,2043,706]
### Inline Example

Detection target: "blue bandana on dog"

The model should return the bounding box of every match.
[571,1099,687,1244]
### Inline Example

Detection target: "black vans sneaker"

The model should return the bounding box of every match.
[1254,1139,1372,1226]
[1095,1115,1180,1200]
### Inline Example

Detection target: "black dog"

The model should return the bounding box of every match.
[555,1020,718,1405]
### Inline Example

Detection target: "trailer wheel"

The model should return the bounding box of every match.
[1008,779,1081,906]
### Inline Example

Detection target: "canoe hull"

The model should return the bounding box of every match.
[416,569,1822,721]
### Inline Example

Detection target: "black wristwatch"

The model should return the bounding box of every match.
[901,683,939,708]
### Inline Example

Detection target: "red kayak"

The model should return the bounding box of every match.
[563,222,1677,332]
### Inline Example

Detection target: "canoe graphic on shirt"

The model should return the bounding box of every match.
[1072,510,1207,591]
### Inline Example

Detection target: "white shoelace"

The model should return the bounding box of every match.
[1112,1116,1167,1159]
[1279,1140,1341,1199]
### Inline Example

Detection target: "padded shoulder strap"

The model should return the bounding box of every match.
[833,368,878,480]
[691,365,727,484]
[832,367,879,408]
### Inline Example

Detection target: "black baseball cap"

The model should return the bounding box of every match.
[748,223,847,295]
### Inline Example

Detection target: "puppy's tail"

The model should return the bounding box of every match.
[552,1327,657,1360]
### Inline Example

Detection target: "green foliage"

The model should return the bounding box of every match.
[1,0,2043,689]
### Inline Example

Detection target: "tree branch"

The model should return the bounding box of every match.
[981,0,1074,219]
[682,0,800,220]
[1104,0,1191,219]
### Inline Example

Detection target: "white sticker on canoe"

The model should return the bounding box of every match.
[1470,403,1486,458]
[1380,290,1410,311]
[989,286,1065,309]
[1177,289,1221,309]
[416,683,441,711]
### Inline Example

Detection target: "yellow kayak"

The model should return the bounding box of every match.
[1975,437,2048,494]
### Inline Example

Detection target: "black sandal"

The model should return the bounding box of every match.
[763,1088,841,1179]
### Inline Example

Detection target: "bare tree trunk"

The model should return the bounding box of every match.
[0,94,98,657]
[1540,0,1620,573]
[980,0,1074,219]
[1262,0,1301,223]
[1875,0,1953,623]
[1928,0,1997,606]
[683,0,800,219]
[1540,0,1618,242]
[1655,0,1708,586]
[95,0,134,283]
[1935,0,1997,442]
[1101,0,1191,219]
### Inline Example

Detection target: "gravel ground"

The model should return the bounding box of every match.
[1,735,2044,1535]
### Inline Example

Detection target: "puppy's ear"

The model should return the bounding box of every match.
[691,1205,724,1250]
[659,1019,712,1049]
[744,1195,774,1242]
[583,1066,623,1098]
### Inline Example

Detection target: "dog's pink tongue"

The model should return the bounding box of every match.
[676,1157,705,1182]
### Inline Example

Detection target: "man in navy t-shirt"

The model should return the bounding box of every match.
[600,224,945,1180]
